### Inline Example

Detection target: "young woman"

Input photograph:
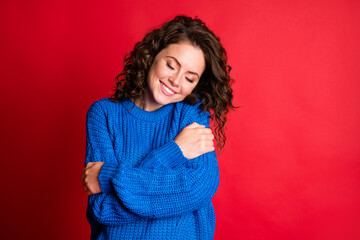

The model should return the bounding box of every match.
[81,15,235,240]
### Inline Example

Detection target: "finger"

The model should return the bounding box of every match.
[187,122,205,129]
[198,131,214,140]
[196,127,212,134]
[83,165,94,171]
[196,128,212,135]
[203,145,215,153]
[204,128,213,134]
[84,162,91,169]
[84,162,96,170]
[84,164,96,172]
[85,183,94,194]
[206,141,215,148]
[206,133,215,141]
[83,167,91,172]
[207,133,215,140]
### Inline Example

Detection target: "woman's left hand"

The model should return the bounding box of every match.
[81,162,104,195]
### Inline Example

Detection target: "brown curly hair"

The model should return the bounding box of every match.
[110,15,236,152]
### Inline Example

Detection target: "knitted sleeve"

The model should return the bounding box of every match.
[85,100,192,225]
[85,100,143,225]
[112,148,219,219]
[86,100,220,224]
[99,102,219,220]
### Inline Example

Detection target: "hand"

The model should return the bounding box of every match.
[81,162,104,195]
[174,122,215,159]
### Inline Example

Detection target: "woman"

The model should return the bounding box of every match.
[81,15,235,239]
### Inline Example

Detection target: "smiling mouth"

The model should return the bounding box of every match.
[160,81,176,96]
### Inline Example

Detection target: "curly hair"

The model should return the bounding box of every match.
[110,15,236,152]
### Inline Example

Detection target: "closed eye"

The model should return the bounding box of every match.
[167,63,175,70]
[186,77,194,83]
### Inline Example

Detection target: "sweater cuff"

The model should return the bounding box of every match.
[99,162,118,193]
[140,140,188,168]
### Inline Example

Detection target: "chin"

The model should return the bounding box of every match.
[156,97,181,106]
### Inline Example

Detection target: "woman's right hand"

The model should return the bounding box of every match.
[174,122,215,159]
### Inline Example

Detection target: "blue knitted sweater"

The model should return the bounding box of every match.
[85,97,220,239]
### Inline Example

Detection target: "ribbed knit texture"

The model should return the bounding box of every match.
[85,97,220,240]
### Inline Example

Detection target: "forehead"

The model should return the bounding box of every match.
[158,42,206,74]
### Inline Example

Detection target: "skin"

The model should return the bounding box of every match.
[137,41,206,111]
[82,41,215,195]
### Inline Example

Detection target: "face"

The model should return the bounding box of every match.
[141,41,206,111]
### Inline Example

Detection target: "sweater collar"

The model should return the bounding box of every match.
[121,98,175,121]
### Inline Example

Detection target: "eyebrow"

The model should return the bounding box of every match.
[165,56,200,79]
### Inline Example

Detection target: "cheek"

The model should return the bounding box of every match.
[182,83,197,95]
[154,65,170,79]
[146,70,155,86]
[148,68,164,85]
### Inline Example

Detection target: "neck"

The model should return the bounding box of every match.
[134,88,163,112]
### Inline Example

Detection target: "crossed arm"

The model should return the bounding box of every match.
[81,101,219,226]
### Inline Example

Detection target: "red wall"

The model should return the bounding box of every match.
[1,0,359,239]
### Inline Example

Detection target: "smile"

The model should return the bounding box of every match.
[160,81,176,96]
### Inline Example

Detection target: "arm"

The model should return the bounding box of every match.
[85,99,219,223]
[111,148,219,219]
[98,102,219,219]
[87,193,141,226]
[85,100,142,225]
[85,99,194,225]
[90,147,219,224]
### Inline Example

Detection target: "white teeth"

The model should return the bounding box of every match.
[161,82,175,94]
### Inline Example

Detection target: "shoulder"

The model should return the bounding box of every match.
[90,97,124,110]
[175,99,211,127]
[89,97,116,108]
[87,97,118,119]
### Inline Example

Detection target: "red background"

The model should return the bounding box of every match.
[1,0,359,239]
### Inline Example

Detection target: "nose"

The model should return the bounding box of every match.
[169,73,180,87]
